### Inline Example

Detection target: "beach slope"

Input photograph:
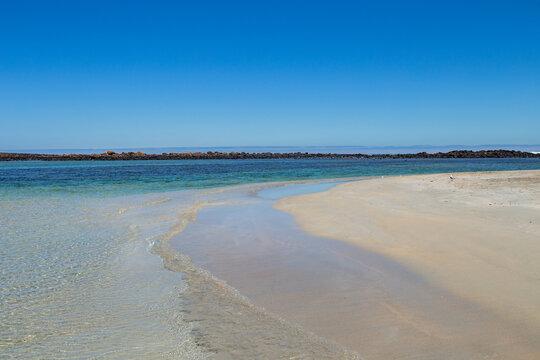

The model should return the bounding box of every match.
[275,170,540,358]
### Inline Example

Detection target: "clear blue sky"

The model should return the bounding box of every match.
[1,0,539,150]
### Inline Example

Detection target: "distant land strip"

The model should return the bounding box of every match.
[1,149,540,161]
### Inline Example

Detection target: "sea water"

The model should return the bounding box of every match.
[1,158,540,358]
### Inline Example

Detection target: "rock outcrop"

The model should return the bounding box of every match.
[1,149,539,161]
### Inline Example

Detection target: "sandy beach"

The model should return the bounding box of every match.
[274,170,540,358]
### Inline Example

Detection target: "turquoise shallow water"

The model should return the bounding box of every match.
[2,158,540,198]
[1,159,539,359]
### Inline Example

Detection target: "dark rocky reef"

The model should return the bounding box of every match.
[1,149,539,161]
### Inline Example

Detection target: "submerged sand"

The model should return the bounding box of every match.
[275,170,540,359]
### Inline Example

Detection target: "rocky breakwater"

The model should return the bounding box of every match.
[1,149,539,161]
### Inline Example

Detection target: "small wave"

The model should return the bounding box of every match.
[146,197,173,206]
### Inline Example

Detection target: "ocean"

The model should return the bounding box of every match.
[2,158,540,359]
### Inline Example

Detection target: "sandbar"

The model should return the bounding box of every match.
[274,170,540,358]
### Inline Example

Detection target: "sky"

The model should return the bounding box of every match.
[1,0,539,150]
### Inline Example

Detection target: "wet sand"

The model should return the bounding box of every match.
[275,170,540,358]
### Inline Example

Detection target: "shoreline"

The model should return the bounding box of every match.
[274,169,540,358]
[162,171,540,358]
[153,180,363,359]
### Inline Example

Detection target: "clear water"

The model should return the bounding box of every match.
[1,158,539,358]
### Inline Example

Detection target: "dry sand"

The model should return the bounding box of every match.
[274,170,540,359]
